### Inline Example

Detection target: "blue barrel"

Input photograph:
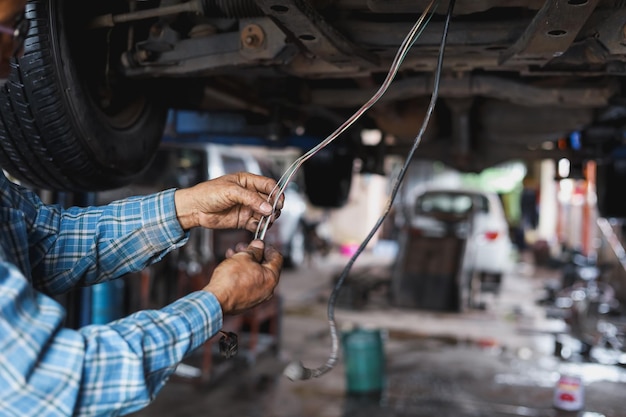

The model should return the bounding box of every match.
[342,327,385,396]
[91,281,125,324]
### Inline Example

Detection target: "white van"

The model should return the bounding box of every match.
[393,185,514,310]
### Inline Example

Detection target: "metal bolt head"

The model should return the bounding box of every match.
[241,24,265,49]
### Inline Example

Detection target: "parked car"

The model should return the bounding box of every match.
[406,186,513,305]
[2,1,626,217]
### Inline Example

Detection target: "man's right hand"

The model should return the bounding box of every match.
[174,172,283,233]
[204,240,283,315]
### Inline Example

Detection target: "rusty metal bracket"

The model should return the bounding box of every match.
[252,0,379,69]
[499,0,599,67]
[124,17,292,76]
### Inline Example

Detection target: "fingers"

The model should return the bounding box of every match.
[262,243,284,273]
[247,209,282,234]
[225,240,261,258]
[228,239,265,263]
[237,172,277,195]
[233,188,274,217]
[245,239,265,263]
[175,171,286,232]
[234,173,282,211]
[232,187,283,233]
[226,240,282,274]
[272,191,285,211]
[205,239,282,315]
[235,172,285,212]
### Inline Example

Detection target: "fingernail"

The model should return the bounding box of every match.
[260,202,272,213]
[250,239,264,249]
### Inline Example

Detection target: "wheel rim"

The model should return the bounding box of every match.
[63,0,152,131]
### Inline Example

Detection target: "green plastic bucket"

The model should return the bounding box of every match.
[342,327,385,396]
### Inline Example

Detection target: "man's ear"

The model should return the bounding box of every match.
[0,0,27,24]
[0,0,28,73]
[0,32,13,77]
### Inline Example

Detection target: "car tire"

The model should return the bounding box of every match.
[0,0,167,191]
[303,144,354,208]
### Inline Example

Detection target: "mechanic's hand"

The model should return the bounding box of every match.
[204,240,283,315]
[174,172,283,233]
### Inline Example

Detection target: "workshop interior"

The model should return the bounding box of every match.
[2,0,626,415]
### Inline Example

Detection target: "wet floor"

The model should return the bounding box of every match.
[130,251,626,417]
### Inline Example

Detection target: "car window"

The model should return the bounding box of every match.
[221,154,248,174]
[416,192,473,215]
[415,191,493,216]
[474,195,490,214]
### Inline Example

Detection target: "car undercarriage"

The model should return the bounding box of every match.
[1,0,625,208]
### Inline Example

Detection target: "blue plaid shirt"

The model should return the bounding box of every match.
[0,172,223,416]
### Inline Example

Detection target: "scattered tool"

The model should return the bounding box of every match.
[218,331,238,359]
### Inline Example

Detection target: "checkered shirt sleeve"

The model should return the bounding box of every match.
[0,174,224,416]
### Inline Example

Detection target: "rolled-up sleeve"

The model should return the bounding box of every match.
[76,291,223,416]
[25,188,188,294]
[0,259,223,417]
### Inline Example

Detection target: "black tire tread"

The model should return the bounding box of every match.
[0,0,87,189]
[0,0,166,191]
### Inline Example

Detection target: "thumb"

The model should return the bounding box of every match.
[244,239,265,263]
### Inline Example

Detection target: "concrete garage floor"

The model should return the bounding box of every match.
[130,250,626,417]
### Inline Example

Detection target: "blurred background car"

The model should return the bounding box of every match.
[399,186,514,309]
